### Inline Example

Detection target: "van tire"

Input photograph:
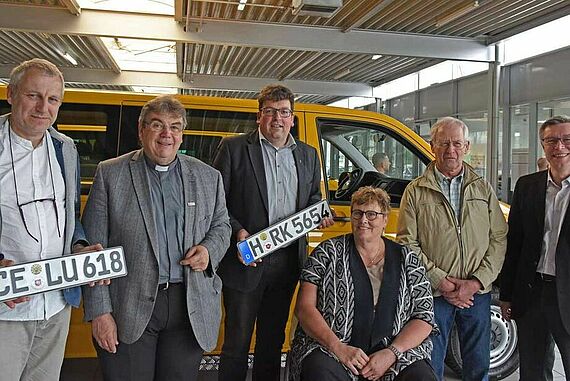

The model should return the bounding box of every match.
[444,304,519,380]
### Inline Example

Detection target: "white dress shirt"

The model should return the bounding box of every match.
[537,172,570,276]
[0,121,67,320]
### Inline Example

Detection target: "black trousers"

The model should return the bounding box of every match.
[219,248,299,381]
[517,278,570,381]
[95,283,203,381]
[300,349,437,381]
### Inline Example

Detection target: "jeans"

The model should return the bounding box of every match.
[431,293,491,381]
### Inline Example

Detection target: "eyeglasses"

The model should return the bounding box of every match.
[351,209,385,221]
[144,120,184,134]
[8,131,61,243]
[260,107,293,118]
[541,136,570,147]
[433,140,468,149]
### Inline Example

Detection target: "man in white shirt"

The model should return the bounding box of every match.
[500,115,570,380]
[0,58,96,381]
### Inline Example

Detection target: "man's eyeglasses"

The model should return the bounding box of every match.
[541,136,570,147]
[260,107,293,118]
[9,131,61,243]
[351,209,385,221]
[433,140,468,149]
[144,120,184,134]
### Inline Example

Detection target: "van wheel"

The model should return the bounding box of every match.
[444,304,519,379]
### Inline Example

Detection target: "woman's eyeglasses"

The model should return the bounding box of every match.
[351,209,385,221]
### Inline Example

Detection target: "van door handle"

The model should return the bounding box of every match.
[333,217,351,222]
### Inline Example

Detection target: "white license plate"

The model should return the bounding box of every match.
[0,247,127,302]
[237,200,331,265]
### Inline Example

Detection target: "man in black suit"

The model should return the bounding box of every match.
[213,84,332,381]
[500,115,570,380]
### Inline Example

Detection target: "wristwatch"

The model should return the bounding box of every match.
[387,344,403,360]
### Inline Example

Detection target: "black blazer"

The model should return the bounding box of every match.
[212,130,322,292]
[499,170,570,333]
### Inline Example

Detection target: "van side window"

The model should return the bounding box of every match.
[55,104,120,195]
[119,106,261,165]
[318,120,429,206]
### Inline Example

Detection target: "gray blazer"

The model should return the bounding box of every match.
[81,149,231,351]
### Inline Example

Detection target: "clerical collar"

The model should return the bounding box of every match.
[143,153,177,172]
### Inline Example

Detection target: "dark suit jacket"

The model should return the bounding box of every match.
[212,129,322,292]
[499,170,570,334]
[81,150,231,351]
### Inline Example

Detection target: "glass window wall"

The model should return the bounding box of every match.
[459,112,488,178]
[509,104,531,195]
[537,98,570,159]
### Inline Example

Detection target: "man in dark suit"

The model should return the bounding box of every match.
[213,84,332,381]
[500,115,570,380]
[82,95,231,381]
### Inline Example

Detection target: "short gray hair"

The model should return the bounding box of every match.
[539,115,570,139]
[9,58,64,96]
[138,95,188,128]
[430,116,469,142]
[371,152,388,166]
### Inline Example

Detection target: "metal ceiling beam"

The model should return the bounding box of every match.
[175,41,184,78]
[174,0,184,22]
[0,65,375,97]
[0,4,495,62]
[59,0,81,16]
[91,37,122,74]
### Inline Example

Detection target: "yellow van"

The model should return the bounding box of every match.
[0,87,517,379]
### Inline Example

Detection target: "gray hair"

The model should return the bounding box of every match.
[9,58,64,96]
[138,95,188,128]
[371,152,388,166]
[539,115,570,139]
[430,116,469,142]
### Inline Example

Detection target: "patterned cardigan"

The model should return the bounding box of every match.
[289,234,435,381]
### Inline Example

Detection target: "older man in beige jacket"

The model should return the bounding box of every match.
[397,116,507,381]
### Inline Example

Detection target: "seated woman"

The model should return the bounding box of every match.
[290,186,436,381]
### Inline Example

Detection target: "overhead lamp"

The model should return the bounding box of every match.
[333,68,351,80]
[435,1,479,28]
[60,51,78,66]
[237,0,247,11]
[371,54,382,60]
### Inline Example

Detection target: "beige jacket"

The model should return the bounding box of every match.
[397,162,507,296]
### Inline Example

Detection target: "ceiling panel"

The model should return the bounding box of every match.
[0,0,568,103]
[0,31,118,71]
